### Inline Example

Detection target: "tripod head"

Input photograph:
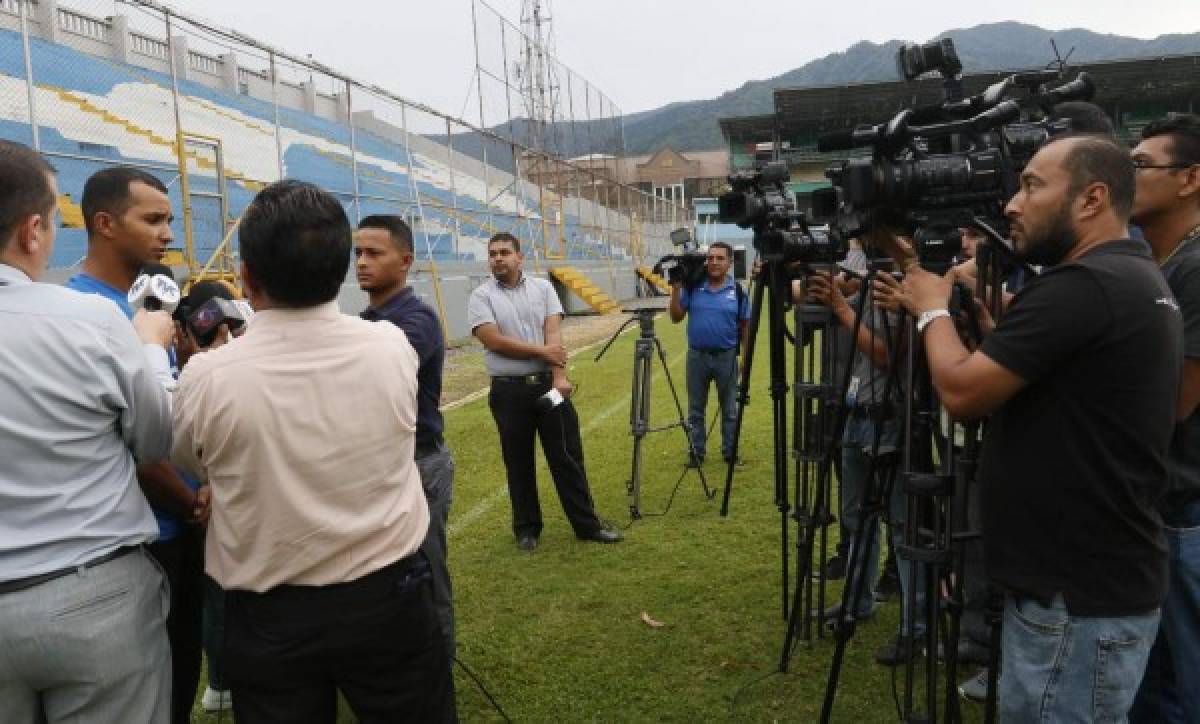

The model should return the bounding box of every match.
[635,308,659,339]
[593,301,671,363]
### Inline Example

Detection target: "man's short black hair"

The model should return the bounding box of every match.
[239,180,351,307]
[1142,114,1200,167]
[1052,102,1116,137]
[709,241,734,260]
[81,167,169,236]
[1056,135,1136,221]
[358,214,414,253]
[0,140,56,252]
[488,232,520,253]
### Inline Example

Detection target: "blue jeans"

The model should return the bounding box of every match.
[1000,593,1160,723]
[840,417,925,633]
[686,347,738,460]
[1130,498,1200,724]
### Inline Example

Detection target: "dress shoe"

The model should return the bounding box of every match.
[959,668,991,703]
[516,534,537,551]
[813,553,847,581]
[820,600,879,632]
[875,633,926,666]
[578,528,622,543]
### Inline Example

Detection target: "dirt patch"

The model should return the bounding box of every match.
[442,313,635,405]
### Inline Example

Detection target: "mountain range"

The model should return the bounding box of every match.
[439,21,1200,169]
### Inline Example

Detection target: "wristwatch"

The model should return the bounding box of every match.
[916,308,951,334]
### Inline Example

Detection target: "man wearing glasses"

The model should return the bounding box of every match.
[1129,114,1200,723]
[669,242,750,466]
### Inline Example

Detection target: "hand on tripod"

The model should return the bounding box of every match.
[871,272,909,313]
[900,266,953,316]
[805,271,852,320]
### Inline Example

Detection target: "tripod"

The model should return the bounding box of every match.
[596,306,713,519]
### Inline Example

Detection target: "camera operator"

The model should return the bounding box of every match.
[804,258,928,666]
[1128,114,1200,723]
[172,181,453,722]
[70,166,208,723]
[668,241,750,466]
[0,141,175,720]
[357,215,457,667]
[897,134,1181,721]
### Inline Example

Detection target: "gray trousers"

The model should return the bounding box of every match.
[0,547,171,723]
[417,446,456,660]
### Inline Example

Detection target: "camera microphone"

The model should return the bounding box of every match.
[1038,72,1095,107]
[128,273,181,315]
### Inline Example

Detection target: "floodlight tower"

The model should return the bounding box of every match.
[516,0,562,158]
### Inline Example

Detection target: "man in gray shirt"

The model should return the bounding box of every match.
[468,232,619,550]
[0,140,177,721]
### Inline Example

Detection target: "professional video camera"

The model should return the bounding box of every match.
[717,160,843,265]
[812,36,1096,267]
[652,227,707,288]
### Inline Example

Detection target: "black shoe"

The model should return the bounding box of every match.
[875,634,926,666]
[722,455,745,467]
[820,601,879,632]
[685,452,705,469]
[955,639,992,666]
[814,554,847,581]
[516,534,537,551]
[577,528,622,543]
[958,668,991,703]
[873,565,900,602]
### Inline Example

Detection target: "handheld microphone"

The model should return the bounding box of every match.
[128,273,181,315]
[536,388,565,413]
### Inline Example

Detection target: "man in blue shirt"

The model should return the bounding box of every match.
[67,166,208,724]
[669,241,750,465]
[356,215,457,671]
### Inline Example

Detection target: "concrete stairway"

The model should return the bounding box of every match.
[548,266,619,315]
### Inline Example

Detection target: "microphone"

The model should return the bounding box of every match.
[128,273,181,315]
[535,387,566,413]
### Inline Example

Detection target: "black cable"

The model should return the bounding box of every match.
[454,655,513,723]
[727,668,782,718]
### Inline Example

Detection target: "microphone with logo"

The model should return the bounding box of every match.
[127,262,181,315]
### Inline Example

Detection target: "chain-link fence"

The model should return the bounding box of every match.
[0,0,684,272]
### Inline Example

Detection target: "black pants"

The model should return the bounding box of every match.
[224,554,454,724]
[147,526,205,724]
[489,376,603,538]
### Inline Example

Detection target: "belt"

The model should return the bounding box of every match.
[491,372,552,385]
[850,402,895,420]
[415,435,446,460]
[0,545,140,595]
[691,346,736,355]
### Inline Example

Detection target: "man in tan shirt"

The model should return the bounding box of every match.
[172,181,453,722]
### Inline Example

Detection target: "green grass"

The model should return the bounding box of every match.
[192,316,986,722]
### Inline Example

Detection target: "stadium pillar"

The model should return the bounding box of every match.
[18,0,38,150]
[170,34,190,84]
[34,0,58,44]
[110,15,132,65]
[218,52,239,94]
[269,52,284,181]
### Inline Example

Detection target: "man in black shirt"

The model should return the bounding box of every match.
[898,135,1181,721]
[1128,115,1200,723]
[357,216,457,668]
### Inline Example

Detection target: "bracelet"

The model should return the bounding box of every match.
[916,308,951,334]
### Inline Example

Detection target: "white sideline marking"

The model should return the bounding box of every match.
[446,335,685,538]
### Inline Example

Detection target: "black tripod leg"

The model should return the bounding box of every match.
[628,340,652,519]
[720,273,766,516]
[654,336,712,498]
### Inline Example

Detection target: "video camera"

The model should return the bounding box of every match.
[812,36,1096,267]
[653,227,707,288]
[717,160,842,265]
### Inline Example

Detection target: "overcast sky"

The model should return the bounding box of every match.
[163,0,1200,120]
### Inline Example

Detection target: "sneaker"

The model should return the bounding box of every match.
[813,553,847,581]
[875,633,926,666]
[873,564,900,602]
[959,668,991,703]
[201,686,233,712]
[820,600,880,632]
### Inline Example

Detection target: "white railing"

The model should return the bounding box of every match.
[188,50,220,76]
[130,31,167,59]
[0,0,32,17]
[58,7,109,41]
[237,67,267,84]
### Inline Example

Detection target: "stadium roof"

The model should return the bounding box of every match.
[720,53,1200,148]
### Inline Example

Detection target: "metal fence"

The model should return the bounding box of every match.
[0,0,686,284]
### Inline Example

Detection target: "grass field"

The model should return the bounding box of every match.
[192,313,987,723]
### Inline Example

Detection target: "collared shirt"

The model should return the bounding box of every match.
[66,272,189,542]
[466,274,562,376]
[172,301,429,592]
[679,275,749,351]
[0,263,167,582]
[362,287,445,447]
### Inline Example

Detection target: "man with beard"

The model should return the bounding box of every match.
[895,135,1181,720]
[1128,114,1200,723]
[467,232,619,550]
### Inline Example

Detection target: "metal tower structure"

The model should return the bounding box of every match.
[515,0,562,158]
